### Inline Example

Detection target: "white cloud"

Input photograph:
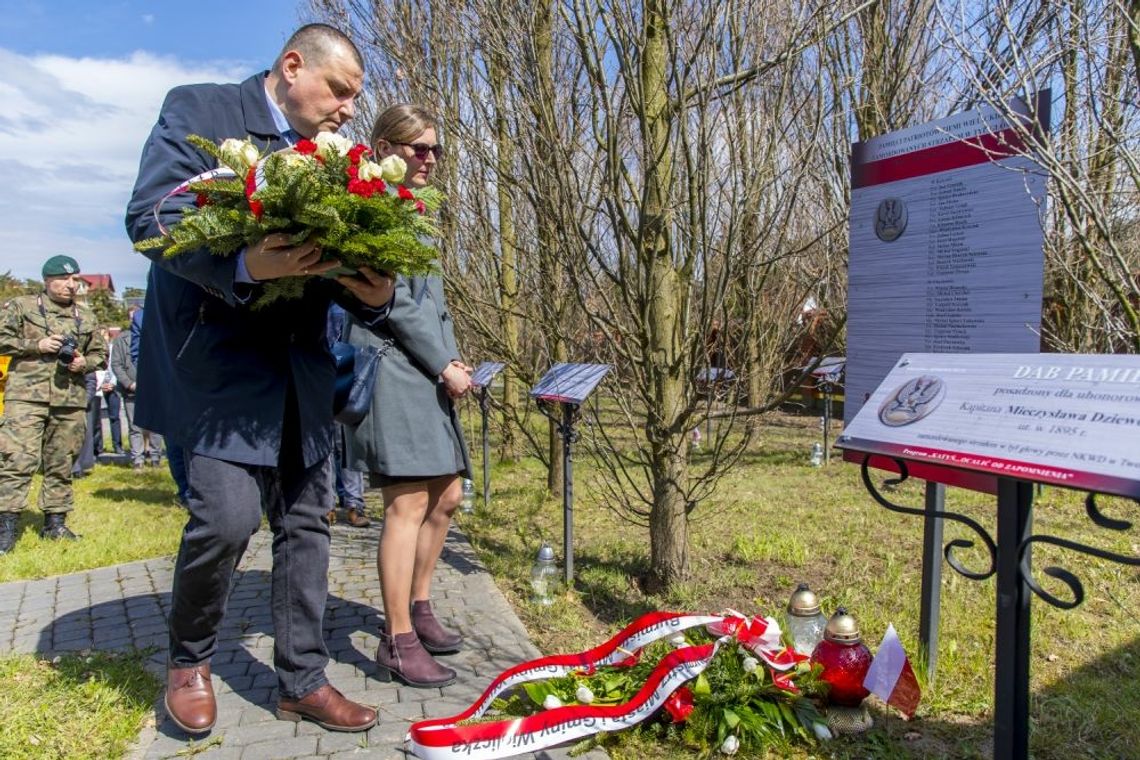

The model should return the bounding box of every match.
[0,48,247,291]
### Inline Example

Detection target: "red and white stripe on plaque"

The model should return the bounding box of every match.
[406,612,724,760]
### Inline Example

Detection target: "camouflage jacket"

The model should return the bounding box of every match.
[0,293,106,408]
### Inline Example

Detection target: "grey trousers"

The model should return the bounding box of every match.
[168,451,334,700]
[120,395,162,466]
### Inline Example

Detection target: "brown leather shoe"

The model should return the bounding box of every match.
[344,507,371,528]
[326,508,337,525]
[276,683,377,732]
[375,630,456,687]
[165,664,216,734]
[412,599,463,653]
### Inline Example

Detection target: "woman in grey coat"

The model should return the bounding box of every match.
[344,104,472,688]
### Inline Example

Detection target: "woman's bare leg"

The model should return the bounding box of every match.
[410,474,461,602]
[377,481,431,635]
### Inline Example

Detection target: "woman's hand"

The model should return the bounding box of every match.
[337,266,395,308]
[440,360,473,399]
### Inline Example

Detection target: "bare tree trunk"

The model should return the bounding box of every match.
[641,0,689,588]
[489,51,521,462]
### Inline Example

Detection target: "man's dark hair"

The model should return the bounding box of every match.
[277,23,363,71]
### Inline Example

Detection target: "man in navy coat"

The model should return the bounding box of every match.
[125,24,392,736]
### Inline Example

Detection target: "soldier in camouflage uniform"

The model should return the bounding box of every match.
[0,255,106,554]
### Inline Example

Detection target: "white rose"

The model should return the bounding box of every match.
[279,151,312,169]
[575,686,594,704]
[812,722,833,741]
[720,735,739,755]
[358,160,383,182]
[314,131,353,158]
[668,634,688,648]
[219,139,258,171]
[542,694,563,710]
[378,154,407,183]
[741,656,759,673]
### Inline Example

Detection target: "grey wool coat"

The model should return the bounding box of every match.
[343,273,471,479]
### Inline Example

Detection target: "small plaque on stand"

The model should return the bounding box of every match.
[530,363,611,404]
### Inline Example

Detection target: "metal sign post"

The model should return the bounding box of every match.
[470,362,505,509]
[530,363,611,586]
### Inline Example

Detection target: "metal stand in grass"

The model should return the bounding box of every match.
[469,362,505,511]
[856,456,1139,760]
[528,363,611,587]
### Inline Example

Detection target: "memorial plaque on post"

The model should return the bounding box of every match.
[839,352,1140,760]
[470,362,506,509]
[530,363,611,405]
[839,353,1140,498]
[844,94,1050,429]
[471,361,505,389]
[530,363,612,585]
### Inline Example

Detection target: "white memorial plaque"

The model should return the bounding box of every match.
[838,353,1140,499]
[844,95,1050,426]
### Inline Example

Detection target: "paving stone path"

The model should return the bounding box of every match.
[0,520,608,760]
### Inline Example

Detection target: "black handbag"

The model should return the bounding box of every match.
[332,340,388,425]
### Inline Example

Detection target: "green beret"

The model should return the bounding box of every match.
[42,255,80,278]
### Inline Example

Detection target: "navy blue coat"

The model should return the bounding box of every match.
[124,72,386,468]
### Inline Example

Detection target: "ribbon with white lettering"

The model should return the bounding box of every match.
[406,611,725,760]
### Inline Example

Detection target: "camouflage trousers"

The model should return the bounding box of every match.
[0,400,86,515]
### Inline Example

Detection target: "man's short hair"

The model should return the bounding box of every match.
[277,23,363,71]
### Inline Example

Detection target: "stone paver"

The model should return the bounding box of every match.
[0,520,607,760]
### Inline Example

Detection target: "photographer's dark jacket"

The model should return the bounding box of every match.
[124,72,390,468]
[0,293,106,409]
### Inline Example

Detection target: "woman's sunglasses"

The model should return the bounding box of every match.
[395,142,443,160]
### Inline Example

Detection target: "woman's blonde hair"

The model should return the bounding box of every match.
[370,104,438,149]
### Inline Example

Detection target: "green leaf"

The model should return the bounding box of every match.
[722,707,740,729]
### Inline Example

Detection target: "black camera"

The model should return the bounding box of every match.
[57,335,78,367]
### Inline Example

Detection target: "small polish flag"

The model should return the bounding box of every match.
[862,624,921,718]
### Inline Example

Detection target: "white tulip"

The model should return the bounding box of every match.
[543,694,563,710]
[575,686,594,704]
[741,656,759,673]
[720,734,739,755]
[378,154,408,183]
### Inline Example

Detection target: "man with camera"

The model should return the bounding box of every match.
[0,255,106,554]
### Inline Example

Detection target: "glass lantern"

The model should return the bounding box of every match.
[786,583,827,655]
[809,443,824,467]
[459,478,476,514]
[530,543,560,605]
[810,607,872,706]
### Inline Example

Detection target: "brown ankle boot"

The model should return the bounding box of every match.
[375,631,456,688]
[411,600,463,653]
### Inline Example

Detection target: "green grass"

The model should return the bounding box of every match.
[457,411,1140,759]
[0,464,187,583]
[0,650,160,760]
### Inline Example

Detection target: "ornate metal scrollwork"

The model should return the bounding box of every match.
[1018,492,1140,610]
[859,454,998,580]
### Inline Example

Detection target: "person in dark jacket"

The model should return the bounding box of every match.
[125,24,394,737]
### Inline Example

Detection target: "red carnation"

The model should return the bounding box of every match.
[663,686,694,723]
[195,193,209,207]
[347,178,378,198]
[397,184,415,201]
[294,139,318,155]
[347,144,370,164]
[414,199,426,214]
[346,165,359,180]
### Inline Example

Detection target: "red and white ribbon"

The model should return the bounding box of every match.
[151,167,237,235]
[407,612,724,760]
